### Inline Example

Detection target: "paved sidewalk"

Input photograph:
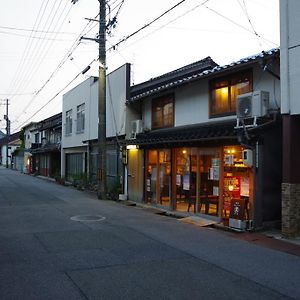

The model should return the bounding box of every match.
[226,230,300,257]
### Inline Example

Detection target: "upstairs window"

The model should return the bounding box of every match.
[152,94,174,129]
[34,133,40,144]
[76,103,85,133]
[65,109,72,135]
[209,70,252,117]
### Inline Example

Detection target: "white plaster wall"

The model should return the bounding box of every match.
[142,64,280,129]
[252,64,281,110]
[1,145,18,166]
[106,64,130,138]
[175,80,210,126]
[280,0,300,114]
[24,125,38,149]
[62,77,98,149]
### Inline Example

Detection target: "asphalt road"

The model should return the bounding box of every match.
[0,167,299,300]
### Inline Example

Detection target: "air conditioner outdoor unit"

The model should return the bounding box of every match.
[237,91,270,119]
[130,119,143,139]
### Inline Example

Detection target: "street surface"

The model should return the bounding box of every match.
[0,167,299,300]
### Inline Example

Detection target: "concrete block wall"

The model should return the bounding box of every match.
[282,183,300,237]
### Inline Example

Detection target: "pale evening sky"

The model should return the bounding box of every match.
[0,0,279,133]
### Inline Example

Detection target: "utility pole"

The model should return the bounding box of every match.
[3,99,10,168]
[72,0,107,199]
[97,0,107,199]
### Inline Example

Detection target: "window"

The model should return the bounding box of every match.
[76,103,85,133]
[107,150,118,177]
[34,133,40,143]
[210,70,252,117]
[65,109,72,135]
[152,94,174,129]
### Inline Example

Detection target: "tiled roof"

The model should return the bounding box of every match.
[127,120,237,147]
[129,48,279,103]
[130,56,218,101]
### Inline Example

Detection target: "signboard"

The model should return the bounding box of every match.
[240,177,250,197]
[229,198,247,220]
[223,176,240,216]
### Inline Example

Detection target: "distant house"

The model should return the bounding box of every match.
[21,122,39,173]
[29,113,62,177]
[0,132,22,168]
[124,49,281,230]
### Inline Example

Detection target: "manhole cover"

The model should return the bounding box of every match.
[70,215,106,222]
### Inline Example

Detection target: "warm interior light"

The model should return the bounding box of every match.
[126,145,137,150]
[228,185,234,191]
[182,150,187,154]
[220,87,227,95]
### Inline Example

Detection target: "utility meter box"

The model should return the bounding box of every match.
[243,149,253,167]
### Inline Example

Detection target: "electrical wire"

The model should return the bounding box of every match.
[0,24,78,36]
[107,0,210,56]
[15,1,124,122]
[237,0,262,47]
[6,0,50,97]
[107,0,191,51]
[13,0,189,131]
[204,4,278,47]
[0,30,74,42]
[8,0,67,99]
[14,58,97,131]
[12,0,71,100]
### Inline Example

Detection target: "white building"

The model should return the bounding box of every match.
[61,63,131,190]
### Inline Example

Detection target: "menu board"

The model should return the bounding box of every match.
[223,176,240,214]
[240,177,250,197]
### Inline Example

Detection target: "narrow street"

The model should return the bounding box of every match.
[0,167,299,300]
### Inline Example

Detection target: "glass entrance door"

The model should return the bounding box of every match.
[174,147,220,215]
[145,149,171,207]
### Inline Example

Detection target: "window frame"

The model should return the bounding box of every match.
[65,109,73,135]
[209,69,253,118]
[76,103,85,133]
[151,94,174,130]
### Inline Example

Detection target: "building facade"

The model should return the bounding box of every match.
[125,50,281,230]
[29,113,62,177]
[280,0,300,237]
[61,64,131,193]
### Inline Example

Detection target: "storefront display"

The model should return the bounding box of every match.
[144,145,252,221]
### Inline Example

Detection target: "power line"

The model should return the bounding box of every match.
[13,2,75,119]
[7,0,65,98]
[6,1,50,97]
[107,0,190,51]
[204,4,278,47]
[0,24,78,36]
[11,1,72,100]
[14,59,97,131]
[0,30,74,41]
[15,1,125,123]
[14,11,102,121]
[14,0,189,130]
[237,0,262,47]
[106,0,210,60]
